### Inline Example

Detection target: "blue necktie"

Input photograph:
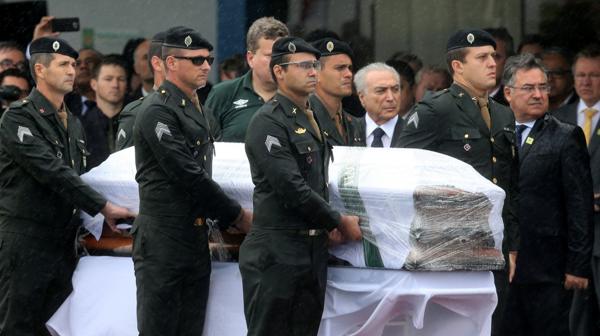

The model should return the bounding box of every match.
[515,124,528,149]
[371,127,385,148]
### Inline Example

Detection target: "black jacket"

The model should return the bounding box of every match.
[245,93,340,231]
[0,89,106,238]
[514,114,593,283]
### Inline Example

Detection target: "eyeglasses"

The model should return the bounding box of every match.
[508,84,551,94]
[0,59,27,71]
[172,55,214,66]
[278,60,321,71]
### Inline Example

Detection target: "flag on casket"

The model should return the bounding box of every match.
[81,143,506,271]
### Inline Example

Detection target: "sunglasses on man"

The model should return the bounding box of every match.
[172,55,215,66]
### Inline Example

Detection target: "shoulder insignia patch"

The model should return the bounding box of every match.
[407,112,419,128]
[265,135,281,152]
[17,125,32,142]
[155,122,171,141]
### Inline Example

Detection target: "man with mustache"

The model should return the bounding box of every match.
[398,28,520,336]
[240,37,362,336]
[132,27,252,336]
[502,52,593,336]
[0,37,132,336]
[309,38,362,146]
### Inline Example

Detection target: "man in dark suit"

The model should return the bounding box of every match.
[398,29,519,335]
[503,53,593,336]
[553,44,600,336]
[354,62,403,148]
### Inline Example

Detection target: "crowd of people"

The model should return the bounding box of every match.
[0,12,599,336]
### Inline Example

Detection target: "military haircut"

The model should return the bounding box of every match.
[246,17,289,53]
[502,53,547,87]
[91,54,129,79]
[353,62,400,94]
[269,53,291,83]
[29,52,55,82]
[148,41,163,74]
[445,47,469,75]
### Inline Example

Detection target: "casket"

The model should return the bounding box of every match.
[81,143,505,271]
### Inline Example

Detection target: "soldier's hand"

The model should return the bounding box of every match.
[232,208,252,233]
[100,202,136,233]
[564,274,589,290]
[337,215,362,241]
[328,228,345,246]
[33,16,59,41]
[508,251,517,283]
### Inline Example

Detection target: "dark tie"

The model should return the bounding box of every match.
[515,124,528,149]
[371,127,385,148]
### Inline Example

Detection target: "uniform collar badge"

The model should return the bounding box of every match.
[184,35,192,47]
[288,42,296,53]
[52,41,60,51]
[467,33,475,44]
[326,41,334,52]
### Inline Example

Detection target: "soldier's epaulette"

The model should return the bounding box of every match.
[431,88,449,99]
[9,99,30,108]
[263,99,280,113]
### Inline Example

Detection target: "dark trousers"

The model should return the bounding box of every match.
[132,214,211,336]
[503,282,573,336]
[239,229,329,336]
[570,256,600,336]
[492,268,509,336]
[0,231,77,336]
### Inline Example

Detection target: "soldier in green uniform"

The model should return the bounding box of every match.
[115,30,168,150]
[0,37,133,336]
[205,17,289,142]
[132,27,251,336]
[398,29,519,336]
[240,37,362,336]
[309,38,362,146]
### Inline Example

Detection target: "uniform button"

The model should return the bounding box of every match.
[204,155,207,161]
[71,159,75,167]
[72,209,77,215]
[492,177,498,184]
[464,134,469,139]
[196,140,201,145]
[307,146,311,151]
[490,137,495,143]
[492,156,497,163]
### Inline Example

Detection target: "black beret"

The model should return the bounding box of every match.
[163,26,213,51]
[311,38,354,59]
[446,29,497,52]
[30,37,78,59]
[272,37,320,59]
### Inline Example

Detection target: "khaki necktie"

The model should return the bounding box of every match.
[476,97,491,130]
[334,110,346,139]
[57,105,68,129]
[583,108,598,145]
[305,108,322,142]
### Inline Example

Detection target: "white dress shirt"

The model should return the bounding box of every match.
[365,114,399,148]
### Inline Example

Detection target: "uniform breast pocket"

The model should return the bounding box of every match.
[292,140,319,175]
[43,134,66,160]
[443,127,482,155]
[185,132,211,162]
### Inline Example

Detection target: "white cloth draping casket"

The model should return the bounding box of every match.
[46,257,496,336]
[81,143,506,270]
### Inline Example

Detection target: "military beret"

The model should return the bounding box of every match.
[272,37,320,59]
[311,38,354,59]
[162,26,213,51]
[446,29,496,52]
[30,37,78,59]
